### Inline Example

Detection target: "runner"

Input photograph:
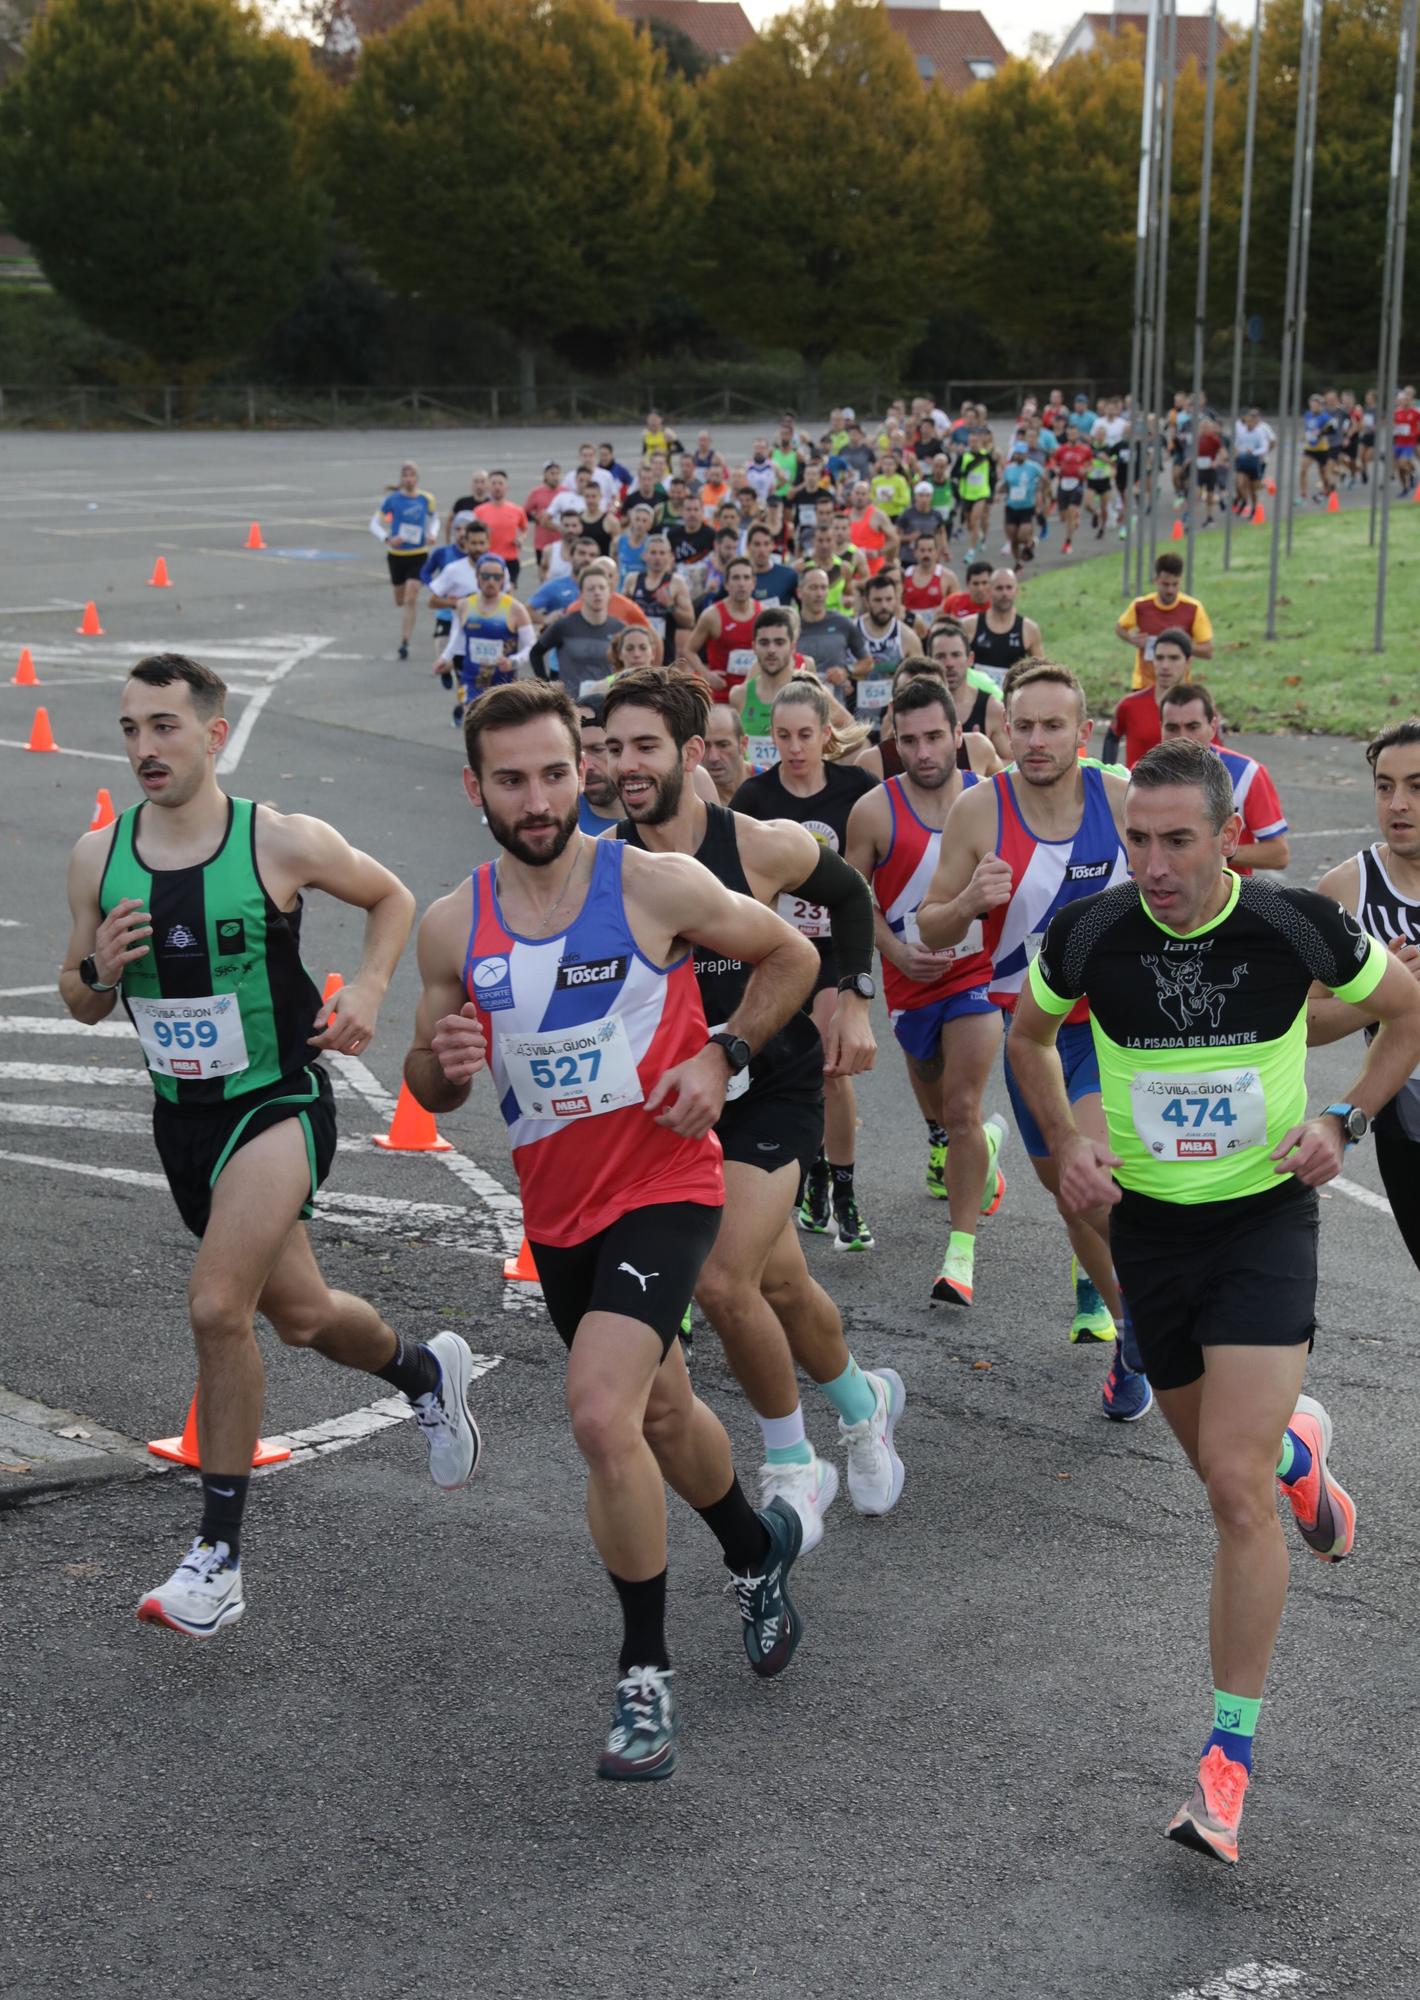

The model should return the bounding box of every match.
[902,534,953,633]
[60,655,477,1638]
[730,608,848,773]
[627,534,694,662]
[942,559,993,623]
[406,677,817,1781]
[1085,432,1115,539]
[794,565,868,698]
[441,555,534,727]
[961,569,1043,682]
[1231,408,1275,518]
[1103,627,1200,769]
[703,701,750,804]
[924,619,1011,765]
[1391,385,1419,496]
[420,513,471,691]
[1158,683,1290,875]
[956,427,997,562]
[686,557,761,695]
[917,664,1150,1386]
[606,666,902,1553]
[1048,424,1093,555]
[850,571,923,728]
[848,481,898,576]
[1001,443,1045,568]
[846,678,1008,1306]
[1298,392,1335,504]
[745,521,801,607]
[530,568,626,690]
[1192,414,1226,526]
[473,470,528,587]
[574,693,621,834]
[375,461,438,662]
[897,481,947,557]
[1308,717,1420,1272]
[1008,737,1420,1863]
[731,680,878,1251]
[1116,552,1215,688]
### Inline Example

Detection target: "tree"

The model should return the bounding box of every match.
[635,13,709,83]
[698,0,953,408]
[333,0,674,412]
[0,0,330,377]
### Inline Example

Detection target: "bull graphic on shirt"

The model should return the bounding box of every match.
[1143,954,1247,1034]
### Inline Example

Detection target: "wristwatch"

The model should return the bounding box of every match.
[707,1031,752,1075]
[838,973,876,1001]
[1320,1103,1369,1147]
[79,954,118,992]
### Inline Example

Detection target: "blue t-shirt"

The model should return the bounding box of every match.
[617,534,650,581]
[530,575,579,620]
[420,541,460,587]
[1304,410,1329,451]
[1003,460,1045,509]
[380,489,437,553]
[752,563,799,605]
[578,794,621,835]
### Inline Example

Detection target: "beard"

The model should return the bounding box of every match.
[484,795,580,866]
[582,770,618,811]
[905,758,952,790]
[618,761,686,826]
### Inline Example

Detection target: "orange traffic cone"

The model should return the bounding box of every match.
[245,522,266,550]
[1327,490,1341,513]
[1413,483,1420,503]
[321,971,344,1002]
[76,601,104,636]
[148,555,173,588]
[12,646,37,686]
[1266,478,1277,495]
[1171,518,1185,541]
[503,1236,540,1282]
[1253,501,1267,525]
[88,787,116,831]
[372,1081,453,1152]
[26,706,57,752]
[148,1390,291,1468]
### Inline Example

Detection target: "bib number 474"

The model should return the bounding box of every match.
[1160,1095,1236,1130]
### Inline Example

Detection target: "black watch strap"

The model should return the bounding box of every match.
[79,954,119,992]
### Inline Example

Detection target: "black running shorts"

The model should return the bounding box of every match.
[530,1200,723,1357]
[152,1063,337,1239]
[386,551,425,586]
[1109,1177,1318,1392]
[716,1085,825,1202]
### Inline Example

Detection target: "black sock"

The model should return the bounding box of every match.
[926,1119,947,1146]
[198,1473,249,1559]
[807,1146,828,1180]
[609,1568,670,1674]
[830,1163,855,1205]
[374,1332,440,1402]
[696,1475,772,1575]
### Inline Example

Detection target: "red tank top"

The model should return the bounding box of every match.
[873,775,990,1013]
[705,602,760,682]
[850,510,887,574]
[902,568,946,617]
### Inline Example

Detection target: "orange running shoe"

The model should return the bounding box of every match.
[1281,1393,1356,1561]
[1166,1745,1249,1865]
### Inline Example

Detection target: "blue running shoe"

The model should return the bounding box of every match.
[1102,1352,1153,1422]
[729,1496,804,1678]
[597,1665,677,1782]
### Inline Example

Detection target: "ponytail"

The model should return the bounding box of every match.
[770,674,872,762]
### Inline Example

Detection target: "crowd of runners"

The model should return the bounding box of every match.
[53,394,1420,1875]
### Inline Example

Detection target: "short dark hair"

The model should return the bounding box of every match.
[575,692,606,728]
[893,656,948,690]
[754,607,794,638]
[490,467,507,479]
[464,678,580,775]
[1153,626,1194,660]
[892,677,958,730]
[1161,681,1217,722]
[128,653,227,719]
[1154,551,1184,579]
[1130,738,1235,830]
[966,559,991,581]
[926,618,969,650]
[1006,662,1086,721]
[1366,716,1420,770]
[725,556,755,581]
[747,523,773,543]
[603,663,713,751]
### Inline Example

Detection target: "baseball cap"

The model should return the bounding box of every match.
[842,406,856,422]
[914,480,933,494]
[452,509,476,528]
[1010,441,1028,456]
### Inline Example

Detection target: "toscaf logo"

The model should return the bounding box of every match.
[555,955,627,990]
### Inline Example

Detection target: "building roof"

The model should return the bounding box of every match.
[615,0,756,60]
[1054,12,1229,74]
[884,9,1010,91]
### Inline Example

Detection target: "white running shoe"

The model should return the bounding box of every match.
[758,1453,840,1555]
[136,1537,244,1638]
[413,1330,483,1489]
[840,1369,906,1516]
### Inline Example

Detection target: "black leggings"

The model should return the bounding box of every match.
[1374,1096,1420,1274]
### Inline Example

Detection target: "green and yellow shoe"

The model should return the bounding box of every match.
[1070,1254,1117,1345]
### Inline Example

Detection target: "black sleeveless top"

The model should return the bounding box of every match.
[1357,844,1420,1138]
[969,612,1026,672]
[619,802,823,1101]
[955,685,992,771]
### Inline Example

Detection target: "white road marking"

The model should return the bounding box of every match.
[0,1059,357,1097]
[1286,826,1371,840]
[0,920,25,928]
[0,984,54,997]
[0,600,86,615]
[1170,1965,1303,1999]
[0,1100,367,1148]
[218,634,333,773]
[0,1014,131,1037]
[260,1354,501,1465]
[0,737,128,763]
[1330,1173,1393,1216]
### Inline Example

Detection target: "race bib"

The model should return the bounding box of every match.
[777,892,831,939]
[1059,478,1081,494]
[857,676,890,714]
[466,638,504,664]
[708,1021,749,1102]
[727,649,756,679]
[397,520,422,545]
[130,993,249,1081]
[1130,1069,1267,1162]
[745,734,778,772]
[905,912,983,961]
[499,1016,643,1122]
[646,614,666,642]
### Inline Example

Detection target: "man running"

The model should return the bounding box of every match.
[406,677,816,1781]
[1048,423,1093,554]
[846,678,1007,1306]
[851,571,922,728]
[686,557,761,695]
[1103,627,1200,769]
[606,666,902,1554]
[530,568,626,690]
[1232,408,1275,517]
[1009,738,1420,1864]
[441,555,534,727]
[961,569,1043,683]
[925,619,1012,765]
[376,461,439,661]
[1001,443,1045,568]
[574,693,621,834]
[1116,552,1215,688]
[60,655,476,1639]
[473,470,528,587]
[703,701,750,804]
[917,665,1150,1389]
[795,565,868,697]
[1391,384,1419,495]
[1157,684,1290,875]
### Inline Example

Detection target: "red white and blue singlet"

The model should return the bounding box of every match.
[873,774,991,1016]
[463,839,723,1247]
[983,765,1128,1024]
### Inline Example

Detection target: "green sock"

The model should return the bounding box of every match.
[1207,1688,1261,1773]
[820,1356,877,1427]
[947,1230,975,1262]
[764,1437,815,1468]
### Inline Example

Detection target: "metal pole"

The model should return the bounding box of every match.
[1146,0,1178,578]
[1266,0,1315,640]
[1123,0,1163,599]
[1137,24,1168,596]
[1376,0,1418,649]
[1286,0,1323,556]
[1185,0,1219,593]
[1370,0,1408,550]
[1223,0,1261,573]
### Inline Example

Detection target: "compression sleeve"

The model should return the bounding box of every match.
[514,620,534,661]
[529,623,557,680]
[788,844,875,980]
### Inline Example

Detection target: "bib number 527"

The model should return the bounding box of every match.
[528,1048,601,1089]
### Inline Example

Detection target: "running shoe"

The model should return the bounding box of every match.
[1102,1351,1153,1422]
[980,1113,1007,1217]
[798,1161,832,1235]
[398,641,409,660]
[1280,1394,1356,1561]
[1070,1254,1117,1345]
[597,1665,677,1782]
[925,1137,949,1200]
[452,702,465,728]
[1166,1745,1249,1865]
[728,1496,803,1678]
[412,1330,482,1489]
[759,1453,839,1556]
[931,1244,974,1307]
[677,1303,693,1363]
[136,1538,244,1639]
[840,1368,906,1515]
[438,668,454,691]
[1062,538,1073,554]
[832,1195,874,1252]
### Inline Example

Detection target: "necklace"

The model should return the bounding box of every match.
[499,840,586,936]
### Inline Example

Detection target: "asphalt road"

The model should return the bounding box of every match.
[1,431,1417,2000]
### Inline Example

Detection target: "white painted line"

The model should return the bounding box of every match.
[1287,827,1370,840]
[0,1014,130,1037]
[1170,1964,1303,1999]
[260,1355,501,1465]
[0,1057,360,1096]
[0,737,128,763]
[0,920,25,928]
[0,984,54,997]
[1330,1173,1393,1216]
[0,601,86,616]
[218,634,333,774]
[0,1100,367,1147]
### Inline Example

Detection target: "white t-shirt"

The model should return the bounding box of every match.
[427,555,480,601]
[1235,420,1276,457]
[743,460,777,503]
[559,466,617,507]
